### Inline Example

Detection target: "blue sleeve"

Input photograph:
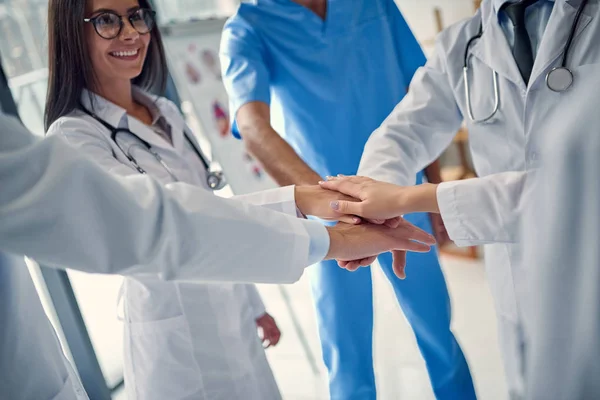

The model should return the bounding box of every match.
[392,8,427,88]
[219,17,271,139]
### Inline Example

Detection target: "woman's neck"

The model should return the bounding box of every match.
[92,78,152,125]
[93,78,136,114]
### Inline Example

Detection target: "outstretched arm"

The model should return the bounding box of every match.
[321,172,528,246]
[1,113,435,283]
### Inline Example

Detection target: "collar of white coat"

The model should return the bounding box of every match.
[80,87,187,152]
[471,0,591,90]
[493,0,555,13]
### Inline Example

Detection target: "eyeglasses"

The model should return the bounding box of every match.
[84,8,156,40]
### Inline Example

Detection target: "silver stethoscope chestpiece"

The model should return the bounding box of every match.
[207,171,226,191]
[546,67,574,93]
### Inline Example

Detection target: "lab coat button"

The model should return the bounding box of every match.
[528,151,539,163]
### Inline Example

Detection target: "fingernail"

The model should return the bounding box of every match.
[353,217,360,223]
[318,181,325,184]
[330,201,339,210]
[337,174,345,177]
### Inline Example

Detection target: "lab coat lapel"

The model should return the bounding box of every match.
[125,116,172,151]
[81,89,168,150]
[470,1,526,90]
[529,0,593,86]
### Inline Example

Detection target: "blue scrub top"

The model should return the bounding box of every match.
[220,0,426,179]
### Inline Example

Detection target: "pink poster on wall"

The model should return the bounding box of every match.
[163,19,275,195]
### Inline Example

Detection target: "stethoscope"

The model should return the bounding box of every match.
[463,0,589,123]
[80,107,227,190]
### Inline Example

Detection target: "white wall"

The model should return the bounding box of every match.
[396,0,477,55]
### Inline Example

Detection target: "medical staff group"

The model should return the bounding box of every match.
[0,0,598,400]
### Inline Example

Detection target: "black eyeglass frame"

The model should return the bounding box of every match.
[83,8,156,40]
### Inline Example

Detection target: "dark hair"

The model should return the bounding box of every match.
[44,0,168,130]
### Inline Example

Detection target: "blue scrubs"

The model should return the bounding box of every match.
[221,1,475,398]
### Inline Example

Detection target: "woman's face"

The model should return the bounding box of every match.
[85,0,152,87]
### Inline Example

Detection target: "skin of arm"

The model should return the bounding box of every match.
[236,101,322,186]
[321,171,528,247]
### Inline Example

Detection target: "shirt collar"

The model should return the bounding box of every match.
[493,0,555,14]
[80,86,188,151]
[80,86,161,129]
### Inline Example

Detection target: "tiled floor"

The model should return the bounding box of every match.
[114,255,508,400]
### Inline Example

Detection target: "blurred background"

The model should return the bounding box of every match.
[0,1,506,399]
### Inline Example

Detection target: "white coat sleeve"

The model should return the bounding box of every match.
[232,187,297,217]
[0,112,328,284]
[358,40,463,186]
[436,171,528,246]
[48,119,300,218]
[245,284,267,319]
[47,117,327,266]
[47,117,140,177]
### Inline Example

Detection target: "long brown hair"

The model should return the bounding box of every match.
[44,0,168,130]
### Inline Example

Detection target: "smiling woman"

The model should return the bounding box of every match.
[44,0,167,130]
[42,1,289,399]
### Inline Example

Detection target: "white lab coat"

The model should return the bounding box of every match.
[0,110,328,400]
[0,252,88,400]
[45,89,284,400]
[358,0,599,396]
[522,69,600,400]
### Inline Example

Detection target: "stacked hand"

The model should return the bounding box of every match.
[325,220,436,279]
[295,185,401,226]
[319,175,440,219]
[294,177,445,279]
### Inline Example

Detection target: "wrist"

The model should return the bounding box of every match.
[405,183,440,213]
[295,186,311,216]
[324,227,342,260]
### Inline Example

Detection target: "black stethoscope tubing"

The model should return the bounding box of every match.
[80,106,224,188]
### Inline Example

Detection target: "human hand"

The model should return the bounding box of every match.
[429,213,450,247]
[337,249,410,279]
[295,185,362,224]
[256,313,281,348]
[325,219,436,279]
[319,176,440,220]
[295,185,402,226]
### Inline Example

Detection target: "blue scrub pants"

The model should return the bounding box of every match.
[310,212,476,400]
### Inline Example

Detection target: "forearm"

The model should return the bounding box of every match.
[244,124,321,186]
[0,127,323,284]
[237,102,321,186]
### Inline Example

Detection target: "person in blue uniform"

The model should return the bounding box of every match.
[219,1,476,398]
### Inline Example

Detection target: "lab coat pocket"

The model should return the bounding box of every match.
[124,315,204,400]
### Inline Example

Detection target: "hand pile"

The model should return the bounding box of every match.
[296,176,445,279]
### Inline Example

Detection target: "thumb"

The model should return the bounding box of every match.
[330,200,362,216]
